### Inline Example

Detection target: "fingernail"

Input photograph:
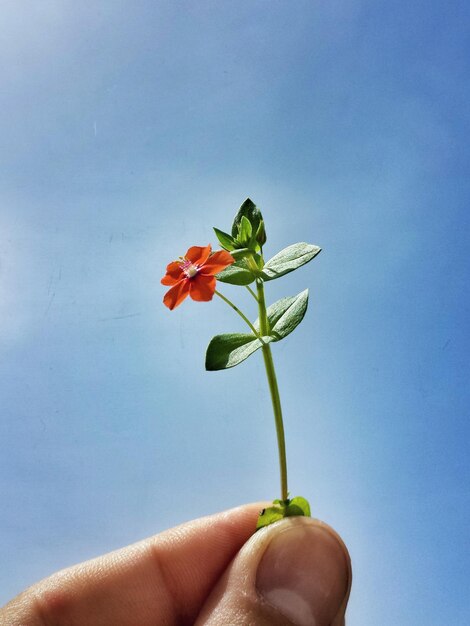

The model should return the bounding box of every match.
[256,521,350,626]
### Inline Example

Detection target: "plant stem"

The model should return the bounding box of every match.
[215,281,288,501]
[256,279,289,501]
[245,285,259,302]
[214,290,261,338]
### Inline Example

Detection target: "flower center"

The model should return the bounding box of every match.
[179,259,199,278]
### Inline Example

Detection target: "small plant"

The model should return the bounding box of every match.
[161,199,321,529]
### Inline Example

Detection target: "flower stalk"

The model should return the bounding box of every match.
[256,278,289,501]
[214,289,261,338]
[216,278,289,502]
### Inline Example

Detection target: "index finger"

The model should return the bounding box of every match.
[1,503,265,626]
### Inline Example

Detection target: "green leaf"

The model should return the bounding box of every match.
[284,504,305,516]
[256,506,285,530]
[229,249,264,271]
[256,496,311,530]
[231,198,264,241]
[205,333,273,370]
[254,289,309,340]
[262,243,321,281]
[287,496,311,517]
[216,263,256,286]
[213,227,236,251]
[237,215,253,246]
[255,219,267,247]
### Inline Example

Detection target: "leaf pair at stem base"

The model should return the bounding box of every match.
[256,496,312,530]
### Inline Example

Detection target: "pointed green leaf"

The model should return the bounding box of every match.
[262,243,321,281]
[237,215,253,246]
[213,227,237,251]
[255,219,267,247]
[216,262,256,286]
[231,198,264,240]
[254,289,309,340]
[205,333,273,370]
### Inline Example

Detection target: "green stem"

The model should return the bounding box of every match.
[245,285,259,302]
[256,279,288,501]
[214,290,260,338]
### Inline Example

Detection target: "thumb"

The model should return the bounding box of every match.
[196,516,352,626]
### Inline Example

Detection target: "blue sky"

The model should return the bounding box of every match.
[1,1,469,623]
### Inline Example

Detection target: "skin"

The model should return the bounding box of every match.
[1,503,351,626]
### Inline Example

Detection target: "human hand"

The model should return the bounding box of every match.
[1,503,351,625]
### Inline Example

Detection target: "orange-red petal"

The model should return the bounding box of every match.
[189,274,216,302]
[200,250,235,276]
[161,261,184,286]
[185,244,212,266]
[163,279,190,310]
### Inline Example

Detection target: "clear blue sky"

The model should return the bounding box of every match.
[1,2,469,623]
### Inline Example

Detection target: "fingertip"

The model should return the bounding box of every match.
[197,516,352,626]
[256,517,351,626]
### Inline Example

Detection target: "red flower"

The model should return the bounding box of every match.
[161,244,234,310]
